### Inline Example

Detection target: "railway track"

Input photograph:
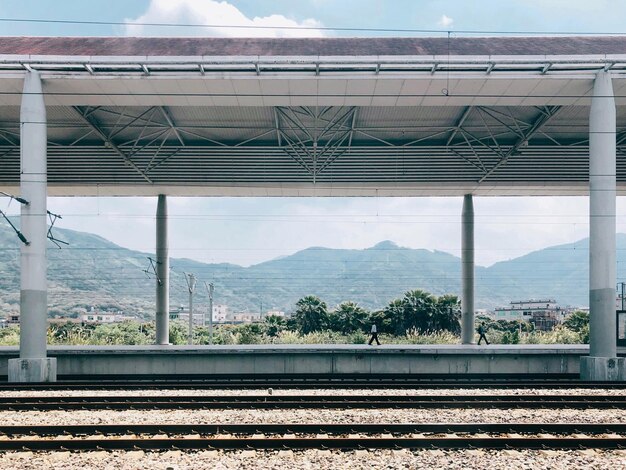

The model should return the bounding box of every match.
[0,423,623,451]
[1,380,625,391]
[2,394,625,410]
[1,374,624,390]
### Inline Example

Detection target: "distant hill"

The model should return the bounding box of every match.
[2,219,624,316]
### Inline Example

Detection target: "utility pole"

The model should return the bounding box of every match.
[205,281,214,345]
[184,273,196,345]
[260,300,263,321]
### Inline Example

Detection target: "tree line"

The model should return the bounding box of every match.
[279,289,461,337]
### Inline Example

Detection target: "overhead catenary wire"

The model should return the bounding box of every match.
[1,16,626,36]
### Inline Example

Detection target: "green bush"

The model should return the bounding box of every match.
[501,330,520,344]
[348,331,367,344]
[0,326,19,346]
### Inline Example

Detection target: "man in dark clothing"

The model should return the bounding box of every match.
[477,322,490,345]
[368,324,381,345]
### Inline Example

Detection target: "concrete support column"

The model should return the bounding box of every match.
[155,194,170,345]
[581,71,626,381]
[461,194,475,344]
[8,71,56,382]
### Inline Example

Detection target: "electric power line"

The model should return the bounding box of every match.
[0,16,625,36]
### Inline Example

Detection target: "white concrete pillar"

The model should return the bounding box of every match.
[461,194,475,344]
[8,71,56,382]
[156,194,169,345]
[581,71,625,381]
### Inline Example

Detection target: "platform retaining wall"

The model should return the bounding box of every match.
[0,344,611,378]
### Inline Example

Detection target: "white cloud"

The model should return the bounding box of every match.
[438,14,454,28]
[123,0,325,37]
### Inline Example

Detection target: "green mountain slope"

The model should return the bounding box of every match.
[1,219,621,315]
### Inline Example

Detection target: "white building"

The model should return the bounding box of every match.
[212,304,229,323]
[265,309,286,318]
[81,313,132,324]
[493,299,566,331]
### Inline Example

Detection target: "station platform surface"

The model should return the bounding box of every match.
[2,344,621,378]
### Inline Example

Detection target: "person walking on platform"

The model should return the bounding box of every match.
[477,322,490,345]
[368,323,381,345]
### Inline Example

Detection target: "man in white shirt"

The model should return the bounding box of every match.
[368,324,380,345]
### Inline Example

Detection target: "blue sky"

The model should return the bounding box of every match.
[1,0,626,36]
[1,0,626,267]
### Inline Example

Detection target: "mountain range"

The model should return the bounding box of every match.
[1,219,625,316]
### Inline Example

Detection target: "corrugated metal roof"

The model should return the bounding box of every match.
[2,36,626,57]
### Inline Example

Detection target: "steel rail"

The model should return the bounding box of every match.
[2,395,625,411]
[1,422,625,436]
[0,436,624,452]
[0,377,624,391]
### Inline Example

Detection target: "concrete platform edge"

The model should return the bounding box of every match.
[8,358,57,383]
[580,356,626,381]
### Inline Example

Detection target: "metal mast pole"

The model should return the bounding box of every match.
[185,273,196,345]
[205,282,214,344]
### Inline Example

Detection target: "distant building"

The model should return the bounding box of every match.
[230,312,260,323]
[265,309,286,318]
[7,313,19,325]
[212,304,229,323]
[493,299,567,331]
[81,313,133,324]
[176,313,206,326]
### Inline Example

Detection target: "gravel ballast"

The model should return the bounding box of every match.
[0,449,624,470]
[3,407,626,426]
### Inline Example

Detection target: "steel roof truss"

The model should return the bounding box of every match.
[275,106,358,180]
[126,128,170,160]
[176,127,229,147]
[0,128,17,146]
[537,130,564,147]
[477,107,526,139]
[459,130,487,174]
[71,106,152,183]
[446,106,473,146]
[107,107,160,140]
[159,106,185,147]
[478,105,562,183]
[476,107,505,156]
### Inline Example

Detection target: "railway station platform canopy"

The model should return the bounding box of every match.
[0,36,626,197]
[1,36,626,383]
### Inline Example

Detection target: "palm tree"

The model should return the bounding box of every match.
[293,295,329,334]
[383,298,406,335]
[330,301,369,334]
[402,289,437,333]
[435,294,461,334]
[263,314,286,337]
